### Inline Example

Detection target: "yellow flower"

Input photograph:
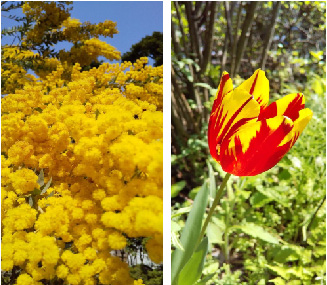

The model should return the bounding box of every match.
[134,279,145,285]
[16,273,35,285]
[2,9,163,283]
[8,141,34,166]
[108,231,127,250]
[10,169,39,195]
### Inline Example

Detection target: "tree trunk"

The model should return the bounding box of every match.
[233,1,258,76]
[185,2,202,63]
[230,2,243,76]
[260,1,281,69]
[200,1,217,73]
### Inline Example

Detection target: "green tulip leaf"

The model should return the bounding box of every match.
[177,237,209,285]
[171,181,209,285]
[207,161,216,207]
[195,273,216,285]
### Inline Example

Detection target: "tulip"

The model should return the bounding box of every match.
[208,69,312,176]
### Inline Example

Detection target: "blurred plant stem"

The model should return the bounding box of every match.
[307,194,326,231]
[224,187,231,263]
[196,173,232,249]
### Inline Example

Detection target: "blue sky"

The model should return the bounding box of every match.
[1,1,163,65]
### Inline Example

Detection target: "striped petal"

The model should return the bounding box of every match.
[279,108,313,147]
[259,93,305,121]
[237,69,269,109]
[220,116,294,176]
[208,88,260,162]
[213,71,233,106]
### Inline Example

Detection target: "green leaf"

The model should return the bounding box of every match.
[171,182,209,285]
[181,58,200,72]
[310,50,323,60]
[206,221,223,244]
[37,169,44,187]
[172,220,182,233]
[271,246,300,263]
[31,188,41,195]
[28,196,34,207]
[177,237,209,285]
[194,83,212,90]
[176,60,185,70]
[34,107,43,113]
[171,206,192,219]
[232,223,280,244]
[41,177,52,195]
[189,186,202,200]
[265,264,310,280]
[312,77,324,96]
[95,109,100,120]
[172,180,186,198]
[266,265,291,280]
[269,277,286,285]
[250,192,271,207]
[207,161,216,207]
[312,246,326,258]
[210,88,218,96]
[277,169,291,180]
[195,273,216,285]
[182,58,195,65]
[286,281,302,285]
[172,231,185,251]
[184,70,193,82]
[255,185,290,207]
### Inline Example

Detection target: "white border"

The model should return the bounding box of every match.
[163,0,171,284]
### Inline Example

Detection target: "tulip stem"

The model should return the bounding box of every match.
[224,191,230,263]
[196,172,232,248]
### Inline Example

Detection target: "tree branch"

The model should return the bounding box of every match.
[260,1,281,69]
[233,1,258,76]
[185,2,202,63]
[200,1,217,73]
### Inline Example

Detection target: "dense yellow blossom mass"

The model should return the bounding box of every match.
[2,3,162,284]
[2,56,162,284]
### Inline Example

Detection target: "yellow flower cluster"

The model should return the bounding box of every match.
[59,38,121,67]
[22,1,71,45]
[124,58,164,110]
[2,46,39,61]
[2,57,162,284]
[60,18,119,42]
[34,57,62,79]
[1,46,39,94]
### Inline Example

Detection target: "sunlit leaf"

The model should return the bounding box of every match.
[177,237,209,285]
[232,223,280,244]
[172,180,186,198]
[171,182,209,285]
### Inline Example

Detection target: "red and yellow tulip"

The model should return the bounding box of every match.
[208,69,312,176]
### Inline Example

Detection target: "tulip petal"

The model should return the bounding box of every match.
[214,71,233,105]
[208,88,260,162]
[220,116,294,176]
[292,108,313,140]
[279,108,313,147]
[259,93,305,121]
[208,71,233,161]
[237,69,269,109]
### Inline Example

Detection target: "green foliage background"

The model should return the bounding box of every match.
[122,31,163,67]
[171,1,326,284]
